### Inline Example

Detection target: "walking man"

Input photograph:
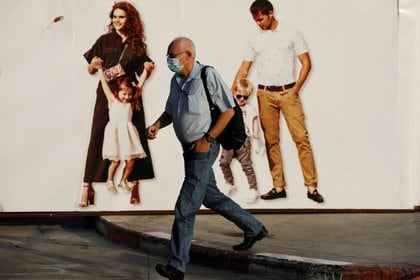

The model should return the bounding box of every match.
[148,37,267,280]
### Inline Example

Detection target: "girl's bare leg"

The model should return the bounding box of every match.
[119,159,134,192]
[106,160,120,193]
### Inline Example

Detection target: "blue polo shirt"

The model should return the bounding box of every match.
[165,61,235,144]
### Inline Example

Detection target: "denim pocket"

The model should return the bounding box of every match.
[184,148,212,181]
[184,148,210,161]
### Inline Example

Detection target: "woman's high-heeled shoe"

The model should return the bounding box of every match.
[130,182,140,204]
[79,185,95,208]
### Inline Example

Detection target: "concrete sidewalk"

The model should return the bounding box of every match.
[95,212,420,280]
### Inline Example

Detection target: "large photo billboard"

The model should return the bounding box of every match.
[1,0,408,212]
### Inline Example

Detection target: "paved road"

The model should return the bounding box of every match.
[0,217,261,280]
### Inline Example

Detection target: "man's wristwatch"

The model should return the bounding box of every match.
[204,132,215,143]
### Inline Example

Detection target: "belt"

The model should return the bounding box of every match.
[258,82,296,92]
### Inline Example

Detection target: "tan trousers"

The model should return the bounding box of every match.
[257,88,317,188]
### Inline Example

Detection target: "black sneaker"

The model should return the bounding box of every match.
[155,264,184,280]
[233,226,268,251]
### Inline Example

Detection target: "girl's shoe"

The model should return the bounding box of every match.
[118,180,131,193]
[130,182,140,204]
[106,180,117,194]
[79,184,95,207]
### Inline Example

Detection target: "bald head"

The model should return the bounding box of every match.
[168,37,196,59]
[167,37,196,78]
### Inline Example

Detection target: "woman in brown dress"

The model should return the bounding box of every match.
[79,1,154,207]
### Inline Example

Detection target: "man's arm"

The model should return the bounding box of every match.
[207,108,235,139]
[147,111,173,140]
[193,108,234,153]
[231,61,253,93]
[292,52,311,94]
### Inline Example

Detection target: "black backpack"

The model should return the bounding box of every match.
[201,66,247,150]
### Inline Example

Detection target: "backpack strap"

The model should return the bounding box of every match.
[200,65,216,111]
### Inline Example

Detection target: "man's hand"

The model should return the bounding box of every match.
[147,125,159,140]
[147,112,172,140]
[191,138,211,153]
[281,86,299,96]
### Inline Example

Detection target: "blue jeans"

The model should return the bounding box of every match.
[168,142,264,272]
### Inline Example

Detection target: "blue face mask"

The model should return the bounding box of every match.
[167,57,184,73]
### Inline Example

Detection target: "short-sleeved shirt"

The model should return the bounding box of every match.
[243,24,309,86]
[84,31,151,84]
[241,103,258,137]
[165,62,235,144]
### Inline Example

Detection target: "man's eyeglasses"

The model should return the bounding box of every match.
[235,94,249,100]
[166,51,187,58]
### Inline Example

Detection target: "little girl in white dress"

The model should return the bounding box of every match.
[93,56,151,194]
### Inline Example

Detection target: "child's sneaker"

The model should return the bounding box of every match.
[221,182,235,196]
[245,188,260,203]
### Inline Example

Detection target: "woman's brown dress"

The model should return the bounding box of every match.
[83,31,154,183]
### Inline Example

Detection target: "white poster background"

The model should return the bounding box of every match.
[0,0,408,212]
[399,0,420,208]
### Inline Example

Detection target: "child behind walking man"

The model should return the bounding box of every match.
[219,78,261,203]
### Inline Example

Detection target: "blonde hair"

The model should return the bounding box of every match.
[237,78,254,96]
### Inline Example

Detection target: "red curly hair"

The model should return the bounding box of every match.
[108,1,147,56]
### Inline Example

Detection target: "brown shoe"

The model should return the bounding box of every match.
[261,188,286,200]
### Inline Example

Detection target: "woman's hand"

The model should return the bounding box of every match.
[144,61,155,78]
[87,56,103,74]
[133,100,142,111]
[91,57,103,69]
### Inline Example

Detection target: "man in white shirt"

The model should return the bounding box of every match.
[232,0,324,203]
